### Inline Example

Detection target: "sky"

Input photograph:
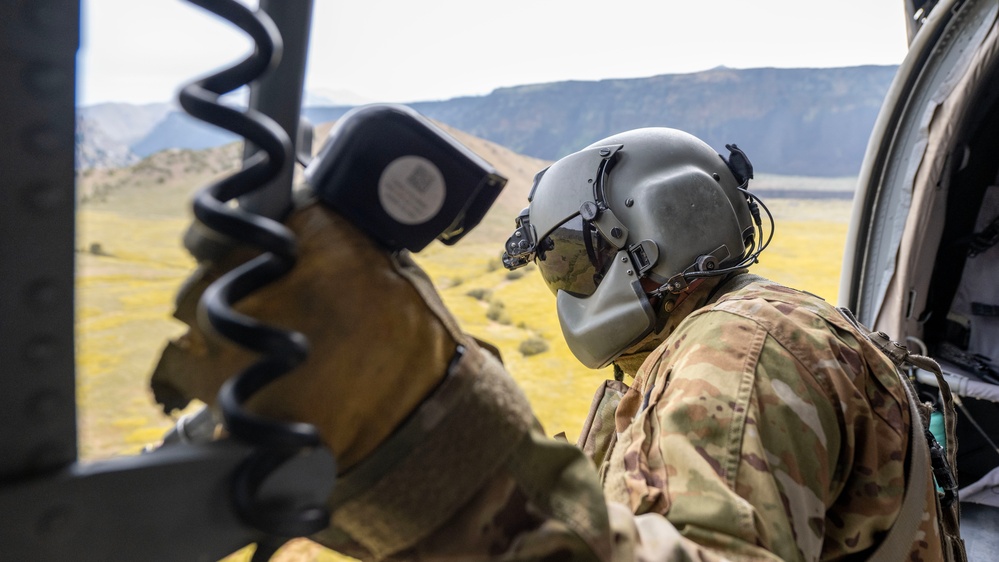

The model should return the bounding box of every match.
[78,0,912,107]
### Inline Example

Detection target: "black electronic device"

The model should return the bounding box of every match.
[305,103,507,252]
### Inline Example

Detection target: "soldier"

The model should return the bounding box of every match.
[487,127,963,560]
[153,128,962,560]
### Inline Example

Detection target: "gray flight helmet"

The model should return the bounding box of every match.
[503,127,762,368]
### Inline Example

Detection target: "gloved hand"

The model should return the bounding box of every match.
[151,197,552,560]
[150,198,461,471]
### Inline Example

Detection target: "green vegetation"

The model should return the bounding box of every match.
[74,139,856,562]
[519,335,550,356]
[465,287,491,301]
[485,299,511,324]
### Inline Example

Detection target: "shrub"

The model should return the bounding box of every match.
[486,300,511,324]
[519,335,549,356]
[88,242,109,256]
[466,288,491,301]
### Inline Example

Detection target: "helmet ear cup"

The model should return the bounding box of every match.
[695,253,719,273]
[723,143,754,185]
[697,245,733,273]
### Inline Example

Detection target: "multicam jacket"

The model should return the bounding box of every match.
[319,275,947,561]
[585,275,946,560]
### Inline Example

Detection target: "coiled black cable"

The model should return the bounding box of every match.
[177,0,330,552]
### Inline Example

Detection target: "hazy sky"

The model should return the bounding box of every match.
[78,0,912,107]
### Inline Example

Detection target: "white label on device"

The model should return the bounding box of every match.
[378,156,446,225]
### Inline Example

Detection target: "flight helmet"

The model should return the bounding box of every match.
[503,128,771,368]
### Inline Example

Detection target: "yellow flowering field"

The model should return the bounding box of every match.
[76,158,853,560]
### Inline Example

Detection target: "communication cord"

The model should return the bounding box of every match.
[177,0,329,558]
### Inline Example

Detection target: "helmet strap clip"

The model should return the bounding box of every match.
[656,245,731,296]
[661,273,690,295]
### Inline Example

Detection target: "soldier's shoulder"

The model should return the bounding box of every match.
[703,277,840,325]
[685,276,874,363]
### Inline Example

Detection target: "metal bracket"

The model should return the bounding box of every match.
[0,439,334,561]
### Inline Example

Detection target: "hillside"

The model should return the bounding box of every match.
[76,128,853,562]
[77,143,243,213]
[77,119,855,255]
[75,115,140,170]
[76,124,854,456]
[311,65,896,177]
[77,102,173,168]
[77,65,898,177]
[74,127,555,465]
[75,121,545,231]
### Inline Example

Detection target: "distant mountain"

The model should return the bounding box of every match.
[378,65,899,177]
[79,102,173,146]
[75,102,173,169]
[130,111,239,157]
[304,88,373,107]
[74,124,545,239]
[77,66,899,176]
[75,115,140,170]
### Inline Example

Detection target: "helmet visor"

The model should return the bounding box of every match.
[537,214,618,297]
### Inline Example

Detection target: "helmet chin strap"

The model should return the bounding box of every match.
[612,276,718,379]
[661,278,706,313]
[651,244,730,297]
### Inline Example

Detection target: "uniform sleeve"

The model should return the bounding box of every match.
[315,413,749,562]
[599,308,829,561]
[305,339,750,561]
[310,304,900,561]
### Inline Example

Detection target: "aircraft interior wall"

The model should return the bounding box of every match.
[920,61,999,491]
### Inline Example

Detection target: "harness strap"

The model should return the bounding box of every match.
[836,307,967,562]
[871,366,931,560]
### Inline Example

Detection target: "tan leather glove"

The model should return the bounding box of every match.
[150,198,461,471]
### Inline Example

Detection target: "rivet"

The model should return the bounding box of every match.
[23,181,70,212]
[23,336,58,365]
[26,390,61,422]
[26,279,60,309]
[23,0,76,34]
[625,198,634,207]
[712,173,721,181]
[22,125,67,156]
[599,148,611,157]
[611,227,623,238]
[22,63,71,97]
[627,270,634,275]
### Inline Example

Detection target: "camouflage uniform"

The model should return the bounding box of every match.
[317,274,946,561]
[592,274,945,560]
